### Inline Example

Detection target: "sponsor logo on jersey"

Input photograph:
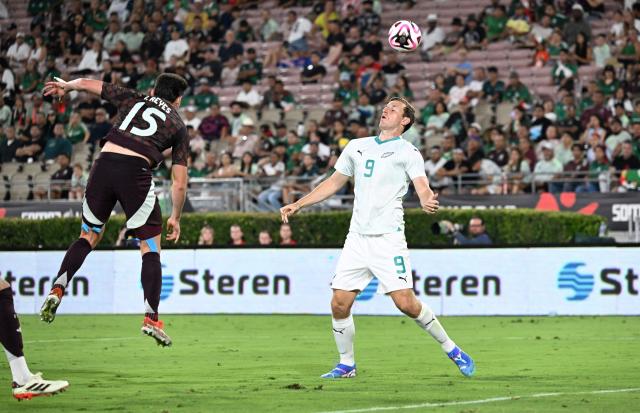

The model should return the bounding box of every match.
[381,152,394,158]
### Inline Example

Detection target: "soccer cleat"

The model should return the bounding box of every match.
[40,288,63,323]
[12,373,69,400]
[320,363,356,379]
[141,316,172,347]
[448,346,475,377]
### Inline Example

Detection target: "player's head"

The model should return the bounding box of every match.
[152,73,188,106]
[379,97,415,134]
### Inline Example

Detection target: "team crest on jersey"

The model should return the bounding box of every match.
[381,152,394,158]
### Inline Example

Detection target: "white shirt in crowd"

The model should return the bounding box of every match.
[448,85,470,108]
[421,26,445,52]
[77,49,109,72]
[334,136,426,234]
[533,157,563,183]
[236,89,263,108]
[163,38,189,62]
[302,142,331,160]
[288,17,312,43]
[262,161,285,176]
[7,41,31,63]
[424,156,449,188]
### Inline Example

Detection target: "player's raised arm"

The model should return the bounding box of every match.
[413,176,439,214]
[280,172,350,223]
[43,77,104,98]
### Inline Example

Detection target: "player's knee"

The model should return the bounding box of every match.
[79,226,102,249]
[331,297,352,318]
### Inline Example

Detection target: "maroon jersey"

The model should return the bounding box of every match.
[100,83,188,168]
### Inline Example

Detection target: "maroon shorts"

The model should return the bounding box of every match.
[82,152,162,240]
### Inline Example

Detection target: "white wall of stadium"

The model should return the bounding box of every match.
[2,248,638,316]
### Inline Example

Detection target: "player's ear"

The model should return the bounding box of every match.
[174,96,183,107]
[150,89,155,97]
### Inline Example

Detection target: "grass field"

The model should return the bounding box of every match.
[3,315,639,412]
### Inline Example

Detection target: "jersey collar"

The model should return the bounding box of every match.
[375,135,401,144]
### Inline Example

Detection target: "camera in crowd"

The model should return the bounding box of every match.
[431,220,462,235]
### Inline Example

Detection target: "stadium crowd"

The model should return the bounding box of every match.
[1,0,640,209]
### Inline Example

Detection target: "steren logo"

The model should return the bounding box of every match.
[160,264,174,301]
[557,263,594,301]
[557,262,639,301]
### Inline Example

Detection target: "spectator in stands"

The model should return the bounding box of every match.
[262,80,295,111]
[380,52,404,87]
[257,152,285,211]
[163,28,189,63]
[198,104,229,142]
[198,225,215,246]
[50,153,73,199]
[279,223,297,246]
[420,14,444,62]
[301,51,327,84]
[606,117,632,157]
[122,21,144,54]
[425,100,449,138]
[485,5,508,42]
[458,15,486,50]
[488,129,509,167]
[323,98,349,128]
[65,112,89,145]
[213,152,240,178]
[335,72,358,106]
[6,32,31,67]
[357,0,381,35]
[448,74,470,109]
[361,30,383,62]
[613,141,640,171]
[529,15,553,45]
[194,46,222,86]
[237,48,262,85]
[482,66,505,104]
[286,10,312,55]
[438,148,469,192]
[258,230,273,246]
[563,143,590,192]
[43,123,72,163]
[444,97,474,145]
[443,17,465,47]
[259,10,280,41]
[313,0,338,39]
[15,125,43,163]
[229,224,245,246]
[76,40,109,74]
[68,163,88,200]
[0,97,10,129]
[140,20,164,61]
[448,217,492,246]
[183,106,201,130]
[563,4,592,46]
[533,141,563,192]
[236,81,262,108]
[0,125,18,163]
[503,72,532,104]
[232,118,259,159]
[424,146,449,190]
[103,20,125,53]
[529,104,552,142]
[551,48,577,92]
[238,152,259,177]
[504,147,531,194]
[581,114,606,146]
[571,32,592,66]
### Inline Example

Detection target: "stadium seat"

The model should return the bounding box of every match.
[284,109,305,124]
[32,173,51,197]
[260,109,282,124]
[9,173,31,201]
[0,162,21,177]
[22,162,44,177]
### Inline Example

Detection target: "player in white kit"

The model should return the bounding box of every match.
[280,97,475,378]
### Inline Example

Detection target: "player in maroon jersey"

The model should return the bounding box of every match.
[40,74,189,347]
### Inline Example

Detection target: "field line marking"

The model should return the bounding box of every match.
[24,337,139,344]
[316,387,640,413]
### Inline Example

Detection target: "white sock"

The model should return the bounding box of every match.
[4,347,32,385]
[414,302,456,354]
[332,315,355,366]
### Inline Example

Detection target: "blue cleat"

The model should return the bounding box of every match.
[447,347,475,377]
[320,363,356,379]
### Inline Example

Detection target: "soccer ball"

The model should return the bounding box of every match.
[388,20,422,52]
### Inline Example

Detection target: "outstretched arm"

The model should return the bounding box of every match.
[280,172,350,223]
[43,77,104,98]
[412,176,439,214]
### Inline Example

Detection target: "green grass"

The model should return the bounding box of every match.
[4,315,640,413]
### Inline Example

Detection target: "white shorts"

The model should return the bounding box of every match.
[331,231,412,294]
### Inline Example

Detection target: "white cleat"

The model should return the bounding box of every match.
[12,373,69,400]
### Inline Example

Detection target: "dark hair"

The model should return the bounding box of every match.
[572,143,584,151]
[388,96,416,133]
[153,73,188,103]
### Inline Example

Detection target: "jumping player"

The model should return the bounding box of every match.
[1,278,69,399]
[40,74,190,347]
[280,97,475,378]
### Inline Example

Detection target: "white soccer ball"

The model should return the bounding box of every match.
[388,20,422,52]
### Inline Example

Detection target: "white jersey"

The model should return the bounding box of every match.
[334,135,426,235]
